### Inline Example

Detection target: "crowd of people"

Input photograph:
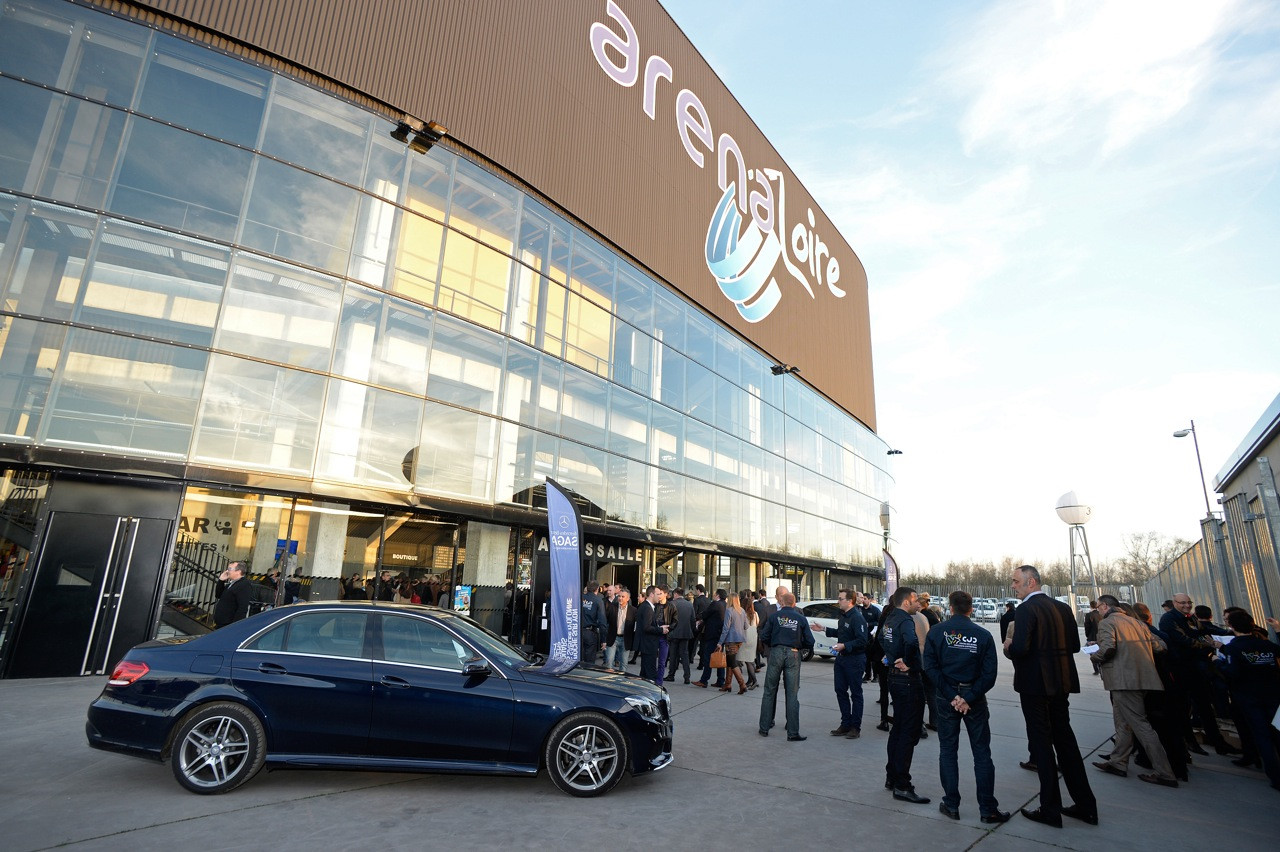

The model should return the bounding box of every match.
[581,565,1280,825]
[340,570,453,606]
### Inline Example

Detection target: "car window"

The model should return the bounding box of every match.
[245,612,368,658]
[802,603,840,619]
[380,614,472,671]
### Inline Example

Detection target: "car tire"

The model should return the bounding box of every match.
[170,701,266,794]
[544,711,629,797]
[801,648,814,662]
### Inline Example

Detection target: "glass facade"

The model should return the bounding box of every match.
[0,1,892,580]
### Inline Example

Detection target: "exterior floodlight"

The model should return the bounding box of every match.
[1172,428,1191,438]
[1055,491,1092,526]
[770,364,799,376]
[1172,421,1214,518]
[389,121,412,143]
[886,449,903,456]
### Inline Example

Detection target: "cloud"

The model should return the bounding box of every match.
[942,0,1268,160]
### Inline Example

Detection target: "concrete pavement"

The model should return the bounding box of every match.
[2,624,1277,851]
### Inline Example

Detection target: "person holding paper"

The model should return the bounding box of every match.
[1216,610,1280,791]
[1090,595,1178,787]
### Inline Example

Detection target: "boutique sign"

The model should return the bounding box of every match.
[589,0,847,324]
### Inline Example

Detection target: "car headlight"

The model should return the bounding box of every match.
[624,695,661,720]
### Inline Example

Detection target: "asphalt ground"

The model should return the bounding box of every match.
[2,624,1277,851]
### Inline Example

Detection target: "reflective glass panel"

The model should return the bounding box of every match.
[559,366,607,448]
[605,452,648,527]
[0,77,55,194]
[317,379,422,488]
[684,310,715,370]
[0,201,95,321]
[0,0,74,86]
[613,262,653,329]
[217,254,341,370]
[241,157,358,275]
[347,193,397,287]
[564,288,611,376]
[78,220,228,346]
[683,418,714,483]
[427,314,503,414]
[138,34,269,146]
[685,360,715,422]
[656,342,685,411]
[112,117,252,241]
[651,404,681,471]
[448,159,517,254]
[496,424,556,506]
[684,476,714,540]
[413,401,497,501]
[364,133,406,201]
[0,317,66,440]
[389,207,443,305]
[557,440,607,521]
[45,328,206,457]
[191,354,324,473]
[654,468,682,532]
[38,97,125,209]
[260,77,369,186]
[606,384,649,462]
[437,230,511,331]
[506,262,540,345]
[611,320,652,395]
[63,8,148,107]
[333,287,433,394]
[652,289,687,352]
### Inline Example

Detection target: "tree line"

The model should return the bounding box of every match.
[901,531,1191,593]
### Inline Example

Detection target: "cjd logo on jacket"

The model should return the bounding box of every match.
[943,631,979,653]
[589,0,847,324]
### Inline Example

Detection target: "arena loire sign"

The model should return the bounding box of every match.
[589,0,847,324]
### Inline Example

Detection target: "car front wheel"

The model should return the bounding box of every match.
[801,648,814,662]
[544,712,629,797]
[170,701,266,794]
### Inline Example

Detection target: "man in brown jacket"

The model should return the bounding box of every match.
[1091,595,1178,787]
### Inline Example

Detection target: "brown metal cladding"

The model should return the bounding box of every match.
[110,0,876,430]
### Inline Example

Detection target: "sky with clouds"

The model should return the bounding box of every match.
[658,0,1280,571]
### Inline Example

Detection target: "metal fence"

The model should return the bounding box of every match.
[1144,478,1280,623]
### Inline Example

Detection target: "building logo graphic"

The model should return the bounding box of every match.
[590,0,847,324]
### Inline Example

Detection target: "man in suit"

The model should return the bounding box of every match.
[213,560,253,628]
[754,588,777,667]
[636,585,668,681]
[604,588,637,672]
[1090,595,1178,787]
[692,585,710,667]
[1004,564,1097,828]
[667,587,695,683]
[695,589,727,688]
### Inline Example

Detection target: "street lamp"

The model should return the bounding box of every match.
[879,501,891,551]
[1172,421,1213,518]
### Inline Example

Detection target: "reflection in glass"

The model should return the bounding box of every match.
[559,366,607,448]
[448,159,517,254]
[217,255,341,370]
[0,200,95,321]
[38,97,126,209]
[0,78,56,194]
[138,34,270,147]
[413,401,497,501]
[333,287,433,394]
[564,288,611,376]
[437,230,511,331]
[556,440,607,521]
[427,314,503,414]
[606,384,649,462]
[63,6,149,107]
[79,220,228,346]
[45,328,206,457]
[347,193,397,286]
[260,77,369,186]
[192,354,325,473]
[317,379,422,487]
[0,317,66,440]
[241,157,358,275]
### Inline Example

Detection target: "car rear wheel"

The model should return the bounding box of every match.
[170,702,266,794]
[801,648,814,662]
[544,712,628,797]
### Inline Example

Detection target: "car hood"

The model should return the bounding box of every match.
[519,663,666,699]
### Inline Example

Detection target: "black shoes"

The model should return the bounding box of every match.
[1187,742,1209,755]
[919,727,929,739]
[1019,760,1038,772]
[845,728,861,739]
[831,726,851,736]
[1020,807,1062,828]
[876,720,892,732]
[1215,743,1242,756]
[925,722,937,731]
[1092,760,1127,778]
[787,734,807,742]
[892,788,930,804]
[1061,804,1099,825]
[938,803,960,820]
[1232,756,1262,768]
[758,729,769,737]
[1139,773,1178,788]
[981,811,1013,824]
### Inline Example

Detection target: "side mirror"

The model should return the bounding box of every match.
[461,659,491,677]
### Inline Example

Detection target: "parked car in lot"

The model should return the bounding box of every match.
[974,599,998,621]
[87,602,673,797]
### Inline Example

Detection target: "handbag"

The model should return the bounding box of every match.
[709,648,727,669]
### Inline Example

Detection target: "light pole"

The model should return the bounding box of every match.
[1172,421,1213,518]
[879,501,891,551]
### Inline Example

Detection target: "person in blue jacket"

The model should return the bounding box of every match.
[809,588,868,738]
[881,586,929,804]
[757,589,815,741]
[924,590,1010,823]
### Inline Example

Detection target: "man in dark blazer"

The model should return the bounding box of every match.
[695,590,727,688]
[1004,565,1097,829]
[754,588,777,667]
[213,560,253,628]
[667,587,695,684]
[604,588,637,672]
[636,586,667,681]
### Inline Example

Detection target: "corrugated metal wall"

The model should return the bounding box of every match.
[104,0,878,429]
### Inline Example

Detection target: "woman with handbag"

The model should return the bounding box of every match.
[717,592,749,694]
[739,589,759,690]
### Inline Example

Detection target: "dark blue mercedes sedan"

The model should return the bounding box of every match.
[86,602,673,797]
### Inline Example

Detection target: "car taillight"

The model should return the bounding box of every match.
[107,660,149,686]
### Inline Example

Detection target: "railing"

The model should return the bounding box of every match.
[161,534,229,634]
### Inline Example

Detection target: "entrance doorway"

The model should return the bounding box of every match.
[3,479,180,678]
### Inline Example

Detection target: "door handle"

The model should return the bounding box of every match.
[379,675,411,689]
[257,662,288,674]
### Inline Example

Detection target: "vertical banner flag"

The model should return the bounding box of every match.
[543,478,583,674]
[884,549,899,599]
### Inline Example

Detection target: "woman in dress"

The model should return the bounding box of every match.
[739,589,759,690]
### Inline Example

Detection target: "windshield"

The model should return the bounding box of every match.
[435,610,533,668]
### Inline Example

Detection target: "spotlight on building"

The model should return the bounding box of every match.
[409,120,448,153]
[770,363,799,376]
[389,121,412,143]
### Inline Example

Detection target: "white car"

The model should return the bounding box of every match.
[800,600,844,660]
[974,599,998,621]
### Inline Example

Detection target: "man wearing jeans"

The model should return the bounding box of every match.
[604,588,634,672]
[757,589,814,741]
[923,590,1010,824]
